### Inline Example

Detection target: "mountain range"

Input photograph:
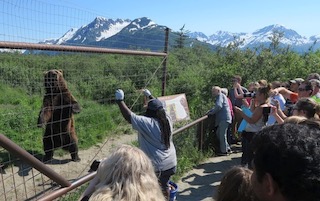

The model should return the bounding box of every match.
[42,17,320,53]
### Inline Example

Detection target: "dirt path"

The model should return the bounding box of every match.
[1,133,137,201]
[176,146,242,201]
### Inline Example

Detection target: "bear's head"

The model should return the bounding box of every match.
[44,69,68,93]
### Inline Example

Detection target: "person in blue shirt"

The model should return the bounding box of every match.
[207,86,232,156]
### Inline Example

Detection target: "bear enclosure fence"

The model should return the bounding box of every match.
[0,1,212,200]
[0,43,167,199]
[0,32,172,201]
[0,41,211,200]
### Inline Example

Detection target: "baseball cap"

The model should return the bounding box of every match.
[289,78,304,84]
[147,99,163,111]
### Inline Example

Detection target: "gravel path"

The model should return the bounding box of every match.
[176,148,242,201]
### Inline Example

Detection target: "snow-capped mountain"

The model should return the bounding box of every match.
[124,17,157,33]
[310,34,320,41]
[43,17,131,45]
[42,17,320,53]
[41,17,170,51]
[188,24,320,52]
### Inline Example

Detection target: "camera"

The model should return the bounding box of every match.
[263,106,271,115]
[285,103,294,117]
[88,159,101,172]
[262,106,271,123]
[243,92,256,98]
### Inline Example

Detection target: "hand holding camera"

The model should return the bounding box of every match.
[243,92,256,98]
[262,106,271,115]
[270,105,278,116]
[233,81,240,88]
[270,89,279,97]
[271,98,280,108]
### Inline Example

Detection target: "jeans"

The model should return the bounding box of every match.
[241,131,255,169]
[216,121,230,153]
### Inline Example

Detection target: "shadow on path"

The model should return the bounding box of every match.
[176,152,241,201]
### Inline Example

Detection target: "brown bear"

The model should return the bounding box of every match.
[37,69,81,162]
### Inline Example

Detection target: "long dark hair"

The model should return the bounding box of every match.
[145,108,172,149]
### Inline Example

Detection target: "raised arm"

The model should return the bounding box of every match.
[272,87,293,100]
[234,105,263,124]
[78,173,99,201]
[270,104,285,124]
[234,83,245,99]
[115,89,132,123]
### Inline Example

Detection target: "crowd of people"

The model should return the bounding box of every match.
[215,121,320,201]
[209,73,320,201]
[208,73,320,167]
[79,72,320,201]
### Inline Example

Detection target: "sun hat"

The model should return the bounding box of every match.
[289,78,304,84]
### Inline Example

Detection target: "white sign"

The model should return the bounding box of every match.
[158,94,190,122]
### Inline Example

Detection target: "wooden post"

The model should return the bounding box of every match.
[162,27,169,96]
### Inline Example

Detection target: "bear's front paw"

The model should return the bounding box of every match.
[72,104,81,114]
[42,155,53,163]
[37,123,45,128]
[71,153,81,162]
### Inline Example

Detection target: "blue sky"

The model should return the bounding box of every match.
[65,0,320,37]
[1,0,320,42]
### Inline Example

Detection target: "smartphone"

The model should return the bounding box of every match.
[263,106,271,114]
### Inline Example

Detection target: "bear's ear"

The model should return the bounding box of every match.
[43,71,48,75]
[58,69,63,75]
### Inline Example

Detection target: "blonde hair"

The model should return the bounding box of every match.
[88,145,165,201]
[258,79,268,87]
[221,88,228,96]
[248,82,260,92]
[284,116,307,124]
[212,86,221,92]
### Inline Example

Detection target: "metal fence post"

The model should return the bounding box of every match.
[162,27,169,96]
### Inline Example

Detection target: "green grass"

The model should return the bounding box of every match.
[173,129,213,181]
[0,84,127,163]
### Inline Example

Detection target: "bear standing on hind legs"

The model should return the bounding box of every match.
[37,69,81,162]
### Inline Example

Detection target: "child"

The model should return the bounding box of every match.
[214,166,258,201]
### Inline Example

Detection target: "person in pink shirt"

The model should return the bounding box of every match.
[221,88,234,118]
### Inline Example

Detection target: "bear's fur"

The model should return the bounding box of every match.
[37,69,81,162]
